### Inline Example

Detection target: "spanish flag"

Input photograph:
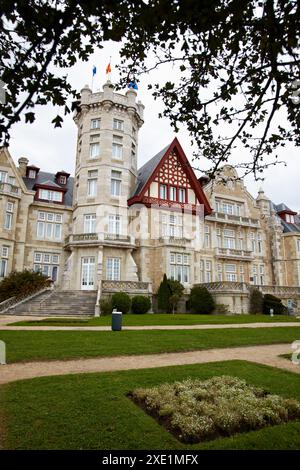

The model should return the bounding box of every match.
[106,62,111,74]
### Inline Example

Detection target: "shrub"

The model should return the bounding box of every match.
[189,286,215,314]
[131,295,151,314]
[157,274,172,313]
[0,270,50,303]
[131,375,300,444]
[111,292,131,314]
[249,288,264,314]
[100,297,113,316]
[168,279,185,314]
[263,293,285,315]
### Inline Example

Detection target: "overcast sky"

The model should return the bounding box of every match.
[8,41,299,212]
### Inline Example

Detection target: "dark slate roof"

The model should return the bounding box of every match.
[23,171,74,207]
[131,143,171,197]
[275,203,295,213]
[271,202,300,233]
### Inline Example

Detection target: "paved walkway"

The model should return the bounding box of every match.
[0,321,300,331]
[0,344,298,385]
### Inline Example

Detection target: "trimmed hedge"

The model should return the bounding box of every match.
[131,295,151,314]
[111,292,131,314]
[263,294,286,315]
[189,286,215,314]
[249,288,264,314]
[0,270,50,303]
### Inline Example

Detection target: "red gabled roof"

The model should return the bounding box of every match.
[128,137,212,215]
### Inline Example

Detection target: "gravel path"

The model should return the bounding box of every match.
[0,321,300,331]
[0,343,298,385]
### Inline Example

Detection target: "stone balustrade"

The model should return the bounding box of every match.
[215,247,253,260]
[102,280,151,294]
[0,182,20,197]
[206,212,259,227]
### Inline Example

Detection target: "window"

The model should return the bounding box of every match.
[87,170,98,197]
[252,265,258,285]
[286,214,295,224]
[4,202,13,230]
[178,188,186,203]
[170,252,190,283]
[33,252,60,281]
[225,264,237,282]
[111,170,121,196]
[112,135,123,159]
[59,175,67,185]
[205,260,212,282]
[217,263,223,281]
[39,189,63,202]
[223,229,236,249]
[259,264,265,285]
[28,169,36,179]
[0,259,7,277]
[204,225,210,248]
[131,143,136,168]
[84,214,96,233]
[297,240,300,252]
[159,184,167,199]
[2,246,9,258]
[108,214,121,235]
[91,118,100,129]
[0,171,7,183]
[36,211,62,240]
[113,119,124,131]
[89,142,100,158]
[257,233,263,253]
[222,203,234,215]
[170,186,177,201]
[106,257,120,280]
[161,213,183,238]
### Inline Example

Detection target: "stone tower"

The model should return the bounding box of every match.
[63,81,144,291]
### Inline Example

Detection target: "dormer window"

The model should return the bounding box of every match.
[28,169,37,179]
[286,214,295,224]
[59,175,67,185]
[39,189,63,202]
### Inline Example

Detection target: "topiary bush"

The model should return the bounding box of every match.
[131,295,151,314]
[189,286,215,314]
[263,293,285,315]
[249,288,264,314]
[157,274,172,313]
[100,297,113,316]
[111,292,131,314]
[213,303,230,315]
[0,270,50,303]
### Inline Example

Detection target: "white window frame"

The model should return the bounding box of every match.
[91,118,101,130]
[108,214,121,235]
[87,178,97,197]
[113,119,124,131]
[84,214,96,234]
[112,135,123,160]
[111,171,122,197]
[159,184,167,199]
[106,257,121,281]
[89,142,100,158]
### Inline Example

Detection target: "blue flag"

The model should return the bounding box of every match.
[128,80,138,90]
[92,66,97,76]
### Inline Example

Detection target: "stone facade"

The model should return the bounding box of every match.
[0,82,299,314]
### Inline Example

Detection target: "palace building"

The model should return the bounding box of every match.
[1,82,300,315]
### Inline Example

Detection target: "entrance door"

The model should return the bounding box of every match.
[81,257,95,290]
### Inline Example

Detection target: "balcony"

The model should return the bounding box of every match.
[206,212,259,227]
[215,247,253,260]
[158,236,191,246]
[0,182,21,197]
[102,280,151,294]
[65,232,134,247]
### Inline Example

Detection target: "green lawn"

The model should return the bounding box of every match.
[0,326,299,363]
[1,361,300,449]
[10,313,300,327]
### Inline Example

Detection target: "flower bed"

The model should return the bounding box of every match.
[129,375,300,443]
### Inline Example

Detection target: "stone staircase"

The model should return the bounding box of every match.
[7,290,97,317]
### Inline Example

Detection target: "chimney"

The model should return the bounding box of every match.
[18,157,29,177]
